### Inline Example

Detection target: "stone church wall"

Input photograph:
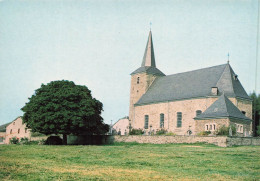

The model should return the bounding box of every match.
[133,96,252,136]
[129,73,158,123]
[194,118,229,134]
[133,97,219,135]
[236,98,252,119]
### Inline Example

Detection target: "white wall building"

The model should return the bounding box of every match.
[5,117,31,144]
[112,117,129,135]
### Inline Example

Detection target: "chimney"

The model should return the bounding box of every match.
[211,87,218,96]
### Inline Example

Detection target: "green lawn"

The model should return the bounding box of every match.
[0,143,259,180]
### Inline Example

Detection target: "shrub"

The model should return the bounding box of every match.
[31,132,45,137]
[257,125,260,136]
[165,132,176,136]
[10,137,19,144]
[216,125,236,136]
[20,137,29,145]
[38,139,46,145]
[197,131,211,136]
[45,136,62,145]
[129,129,144,135]
[156,129,167,135]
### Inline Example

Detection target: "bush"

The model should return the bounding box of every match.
[20,137,29,145]
[45,136,62,145]
[165,132,176,136]
[31,132,46,137]
[129,129,144,135]
[216,125,236,136]
[257,125,260,136]
[156,129,167,135]
[197,131,211,136]
[10,137,19,144]
[38,139,46,145]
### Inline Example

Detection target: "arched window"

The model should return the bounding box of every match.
[25,128,27,133]
[137,77,140,84]
[18,129,20,134]
[177,112,182,127]
[160,113,164,128]
[144,115,149,129]
[10,129,12,134]
[205,124,209,131]
[196,110,202,116]
[13,122,15,125]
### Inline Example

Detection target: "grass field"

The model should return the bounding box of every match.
[0,143,259,180]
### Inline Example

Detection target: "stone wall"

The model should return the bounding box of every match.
[112,135,260,147]
[132,96,252,136]
[226,137,260,147]
[129,73,159,123]
[134,97,219,135]
[195,118,229,134]
[67,135,260,147]
[112,135,228,147]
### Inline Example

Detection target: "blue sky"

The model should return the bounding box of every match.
[0,0,259,125]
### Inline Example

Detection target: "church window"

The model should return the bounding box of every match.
[160,113,164,128]
[210,125,212,130]
[10,129,12,134]
[13,122,15,125]
[177,112,182,127]
[205,124,209,131]
[196,110,202,117]
[25,128,27,133]
[137,77,140,84]
[18,129,20,134]
[213,124,216,131]
[144,115,149,129]
[235,123,244,133]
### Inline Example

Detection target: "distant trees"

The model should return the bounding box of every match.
[21,80,109,144]
[249,92,260,136]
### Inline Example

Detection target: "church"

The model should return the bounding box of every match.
[129,31,252,136]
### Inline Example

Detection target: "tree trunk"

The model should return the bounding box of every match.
[63,134,67,145]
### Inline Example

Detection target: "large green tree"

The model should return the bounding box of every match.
[249,92,260,136]
[21,80,109,144]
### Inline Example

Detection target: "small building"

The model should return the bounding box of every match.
[112,116,129,135]
[5,117,31,144]
[0,122,11,144]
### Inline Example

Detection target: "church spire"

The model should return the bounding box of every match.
[141,31,156,67]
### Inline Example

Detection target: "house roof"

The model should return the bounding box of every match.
[0,122,11,132]
[135,63,250,105]
[194,93,252,121]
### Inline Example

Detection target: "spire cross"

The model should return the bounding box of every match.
[227,52,230,63]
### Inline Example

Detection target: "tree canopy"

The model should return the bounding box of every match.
[21,80,109,141]
[249,92,260,136]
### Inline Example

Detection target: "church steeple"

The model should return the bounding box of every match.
[141,31,156,67]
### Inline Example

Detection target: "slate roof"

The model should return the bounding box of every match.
[141,31,156,67]
[131,31,165,76]
[135,63,250,105]
[194,93,252,121]
[131,66,165,76]
[0,122,11,132]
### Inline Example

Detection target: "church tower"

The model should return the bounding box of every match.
[129,31,165,126]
